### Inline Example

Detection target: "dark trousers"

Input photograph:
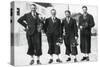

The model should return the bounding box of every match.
[64,35,71,55]
[47,33,60,55]
[26,32,42,56]
[64,34,78,56]
[80,30,91,54]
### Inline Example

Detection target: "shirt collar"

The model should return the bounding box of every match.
[31,11,36,16]
[66,17,70,20]
[51,16,56,19]
[83,13,88,16]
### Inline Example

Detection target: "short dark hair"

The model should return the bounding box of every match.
[65,10,71,14]
[31,4,36,7]
[51,9,56,12]
[82,6,87,9]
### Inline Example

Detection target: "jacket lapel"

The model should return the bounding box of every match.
[29,12,38,23]
[65,18,70,24]
[50,17,54,24]
[27,13,34,23]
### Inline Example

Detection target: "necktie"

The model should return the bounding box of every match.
[32,13,36,18]
[67,18,70,23]
[53,17,55,23]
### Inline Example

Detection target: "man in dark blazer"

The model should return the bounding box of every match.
[79,6,95,61]
[61,10,78,62]
[17,4,43,65]
[44,9,62,63]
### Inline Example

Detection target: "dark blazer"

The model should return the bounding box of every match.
[44,17,61,37]
[18,12,43,56]
[61,18,78,37]
[18,12,42,35]
[79,13,95,53]
[79,13,95,32]
[61,17,78,55]
[44,17,61,55]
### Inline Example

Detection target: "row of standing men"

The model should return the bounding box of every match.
[18,4,95,65]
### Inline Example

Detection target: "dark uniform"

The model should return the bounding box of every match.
[44,17,61,55]
[18,12,42,56]
[61,18,78,55]
[79,13,95,54]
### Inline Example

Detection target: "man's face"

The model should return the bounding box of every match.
[82,8,87,13]
[65,12,70,17]
[51,10,56,17]
[30,5,37,12]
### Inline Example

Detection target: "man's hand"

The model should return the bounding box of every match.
[75,36,78,40]
[37,23,42,32]
[63,32,66,36]
[63,28,66,36]
[80,26,83,29]
[56,42,61,46]
[24,26,28,32]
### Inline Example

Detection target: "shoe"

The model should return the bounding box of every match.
[37,60,41,64]
[74,58,78,62]
[30,60,34,65]
[66,58,71,62]
[81,57,87,61]
[48,59,53,64]
[56,59,62,63]
[86,56,89,61]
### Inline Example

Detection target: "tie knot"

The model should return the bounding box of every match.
[32,12,36,17]
[52,17,55,22]
[53,17,55,20]
[33,13,36,16]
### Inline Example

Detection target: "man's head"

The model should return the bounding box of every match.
[51,9,56,17]
[30,4,37,12]
[82,6,88,14]
[65,10,71,18]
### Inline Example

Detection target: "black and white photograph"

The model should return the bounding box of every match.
[10,1,98,66]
